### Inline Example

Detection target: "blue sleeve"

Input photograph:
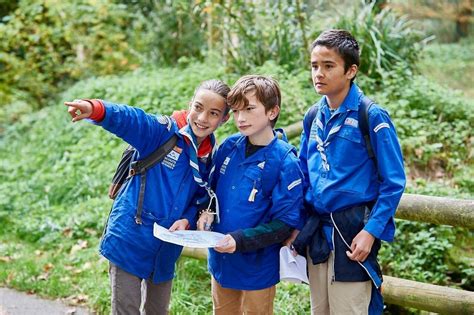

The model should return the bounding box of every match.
[267,153,304,228]
[363,106,406,241]
[96,101,174,159]
[180,187,207,229]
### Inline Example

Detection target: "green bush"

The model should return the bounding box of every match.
[0,0,141,108]
[334,0,425,83]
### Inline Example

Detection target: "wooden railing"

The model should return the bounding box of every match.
[181,194,474,312]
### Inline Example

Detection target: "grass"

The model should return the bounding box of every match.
[418,37,474,99]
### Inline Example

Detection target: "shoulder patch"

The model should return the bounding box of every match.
[157,115,172,131]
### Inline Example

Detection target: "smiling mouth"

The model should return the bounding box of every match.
[194,122,208,130]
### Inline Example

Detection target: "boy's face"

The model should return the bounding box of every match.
[311,45,357,99]
[232,91,279,143]
[188,89,228,143]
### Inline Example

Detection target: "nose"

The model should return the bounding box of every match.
[236,111,246,123]
[197,111,208,122]
[314,67,324,79]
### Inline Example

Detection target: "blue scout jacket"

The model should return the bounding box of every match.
[208,133,303,290]
[97,102,208,283]
[299,83,406,242]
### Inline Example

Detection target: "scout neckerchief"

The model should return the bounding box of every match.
[313,98,350,171]
[179,120,220,223]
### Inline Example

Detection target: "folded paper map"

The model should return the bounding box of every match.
[153,223,225,248]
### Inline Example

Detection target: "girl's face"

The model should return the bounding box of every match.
[188,89,228,143]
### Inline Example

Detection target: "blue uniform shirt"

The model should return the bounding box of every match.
[209,134,303,290]
[299,84,406,241]
[97,102,208,283]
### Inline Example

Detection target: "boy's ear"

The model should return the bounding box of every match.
[346,64,358,80]
[269,105,280,120]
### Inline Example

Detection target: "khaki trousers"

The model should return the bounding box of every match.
[211,277,276,315]
[307,252,371,315]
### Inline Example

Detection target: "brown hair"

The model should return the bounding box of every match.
[194,79,231,115]
[227,75,281,127]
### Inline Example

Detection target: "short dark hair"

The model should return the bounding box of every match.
[194,79,231,115]
[227,75,281,127]
[311,29,360,73]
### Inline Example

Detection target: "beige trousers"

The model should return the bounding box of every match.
[211,277,276,315]
[307,252,372,315]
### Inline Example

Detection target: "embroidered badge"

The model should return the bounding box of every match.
[257,161,265,169]
[344,117,358,128]
[162,146,182,170]
[220,157,230,174]
[157,115,172,131]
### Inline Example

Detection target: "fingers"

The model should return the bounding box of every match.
[214,235,235,253]
[64,100,92,122]
[168,222,179,232]
[346,246,369,262]
[168,219,187,232]
[197,212,214,231]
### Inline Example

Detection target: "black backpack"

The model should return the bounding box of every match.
[108,134,178,224]
[303,96,377,167]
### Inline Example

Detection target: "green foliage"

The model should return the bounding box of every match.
[216,0,310,73]
[361,70,474,181]
[121,0,207,66]
[0,0,141,107]
[334,0,425,83]
[418,37,474,98]
[380,220,456,284]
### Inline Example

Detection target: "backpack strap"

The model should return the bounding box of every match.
[303,104,319,140]
[358,96,376,168]
[130,134,178,224]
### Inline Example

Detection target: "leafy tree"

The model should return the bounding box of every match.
[0,0,141,108]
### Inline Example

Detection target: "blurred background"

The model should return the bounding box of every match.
[0,0,472,314]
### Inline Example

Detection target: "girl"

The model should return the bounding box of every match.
[65,79,230,315]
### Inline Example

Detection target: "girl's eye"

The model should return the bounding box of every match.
[210,111,219,117]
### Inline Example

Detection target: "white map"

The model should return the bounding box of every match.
[153,223,225,248]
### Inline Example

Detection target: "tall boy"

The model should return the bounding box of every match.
[198,75,304,314]
[294,30,406,314]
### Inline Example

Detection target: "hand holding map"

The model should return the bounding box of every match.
[153,223,225,248]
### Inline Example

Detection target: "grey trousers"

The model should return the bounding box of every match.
[109,262,173,315]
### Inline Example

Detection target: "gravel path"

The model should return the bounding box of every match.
[0,287,92,315]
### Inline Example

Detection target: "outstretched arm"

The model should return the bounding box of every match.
[64,99,101,122]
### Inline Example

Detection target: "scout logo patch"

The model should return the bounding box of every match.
[162,146,182,170]
[220,157,230,174]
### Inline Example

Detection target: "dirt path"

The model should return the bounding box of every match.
[0,287,91,315]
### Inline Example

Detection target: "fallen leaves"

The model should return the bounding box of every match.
[70,240,88,255]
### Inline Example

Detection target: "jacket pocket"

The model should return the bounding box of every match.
[240,166,263,203]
